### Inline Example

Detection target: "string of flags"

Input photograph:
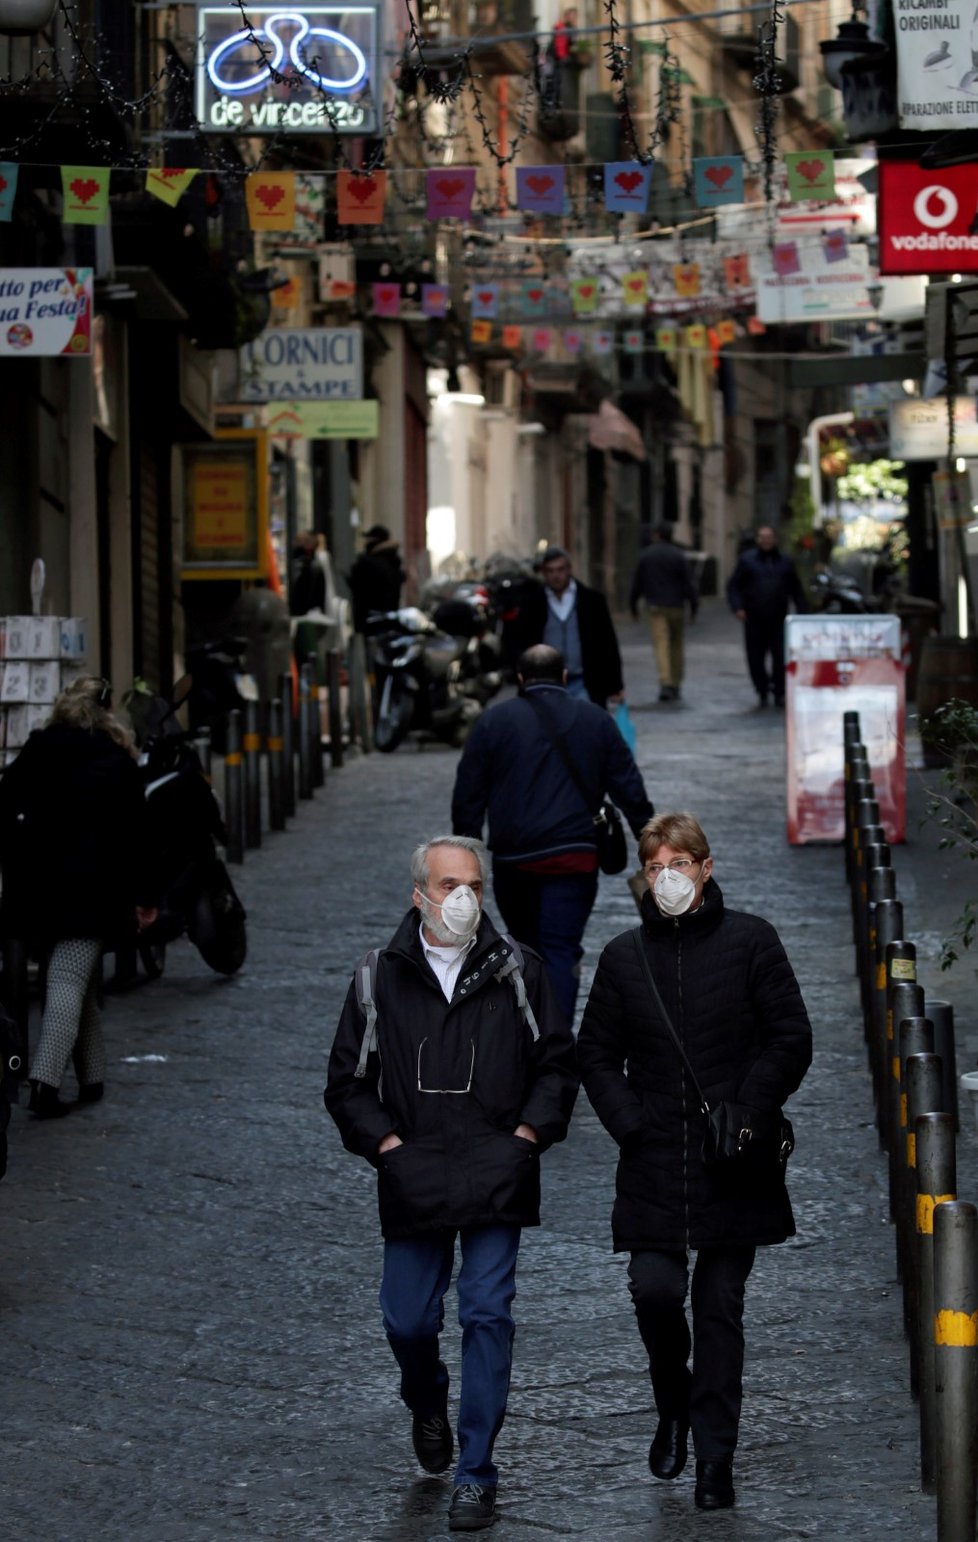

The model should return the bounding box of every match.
[0,150,841,228]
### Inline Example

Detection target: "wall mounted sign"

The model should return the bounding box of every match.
[195,5,380,134]
[889,395,978,459]
[754,241,924,323]
[219,325,364,404]
[181,430,268,579]
[879,160,978,274]
[0,267,91,356]
[895,0,977,131]
[265,400,378,438]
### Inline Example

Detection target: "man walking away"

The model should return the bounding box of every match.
[325,836,577,1532]
[726,525,806,708]
[347,524,406,634]
[509,546,625,706]
[630,524,699,702]
[452,645,654,1025]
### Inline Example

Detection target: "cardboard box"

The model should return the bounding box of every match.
[59,617,88,661]
[0,662,30,703]
[29,661,61,703]
[59,661,85,691]
[1,617,35,659]
[27,617,61,658]
[4,703,30,747]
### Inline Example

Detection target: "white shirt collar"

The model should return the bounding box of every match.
[419,921,478,1000]
[545,577,577,623]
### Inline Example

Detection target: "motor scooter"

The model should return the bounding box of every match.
[184,636,259,753]
[127,678,247,977]
[366,607,484,753]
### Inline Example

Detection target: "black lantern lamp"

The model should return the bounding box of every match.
[0,0,57,33]
[820,6,886,90]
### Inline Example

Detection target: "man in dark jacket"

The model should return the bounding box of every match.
[509,546,624,705]
[452,644,654,1024]
[347,523,406,633]
[577,811,811,1511]
[726,525,806,708]
[325,835,577,1533]
[630,524,700,703]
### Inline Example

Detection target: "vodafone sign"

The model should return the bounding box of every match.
[879,162,978,274]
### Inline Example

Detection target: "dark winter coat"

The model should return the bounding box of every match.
[630,541,700,614]
[726,546,806,621]
[325,909,578,1240]
[577,880,812,1252]
[347,541,405,632]
[508,580,624,703]
[452,683,653,863]
[0,723,157,944]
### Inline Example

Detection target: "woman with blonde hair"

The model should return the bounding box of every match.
[0,677,158,1116]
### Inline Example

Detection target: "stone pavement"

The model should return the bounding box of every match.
[2,600,976,1542]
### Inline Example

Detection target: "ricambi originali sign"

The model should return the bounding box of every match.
[195,5,381,134]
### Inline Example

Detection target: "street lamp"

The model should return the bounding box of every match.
[819,5,886,90]
[0,0,57,33]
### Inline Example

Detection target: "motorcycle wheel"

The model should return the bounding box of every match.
[374,677,414,753]
[138,939,166,980]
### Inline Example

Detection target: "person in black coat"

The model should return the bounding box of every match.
[726,525,806,708]
[325,836,577,1532]
[346,523,406,634]
[452,645,654,1025]
[507,546,624,705]
[630,524,700,702]
[577,811,811,1511]
[0,678,159,1117]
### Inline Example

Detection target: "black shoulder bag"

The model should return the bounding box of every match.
[523,693,627,874]
[631,929,794,1173]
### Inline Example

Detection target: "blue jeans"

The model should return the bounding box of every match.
[380,1223,521,1487]
[492,861,599,1026]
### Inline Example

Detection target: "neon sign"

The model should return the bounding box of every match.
[195,4,379,135]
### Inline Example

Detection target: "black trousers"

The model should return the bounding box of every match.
[628,1245,756,1460]
[744,616,786,702]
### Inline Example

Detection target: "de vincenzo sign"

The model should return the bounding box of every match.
[195,5,381,134]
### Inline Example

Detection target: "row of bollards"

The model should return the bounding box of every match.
[844,710,977,1539]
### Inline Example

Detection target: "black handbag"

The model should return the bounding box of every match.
[523,694,628,875]
[631,930,794,1173]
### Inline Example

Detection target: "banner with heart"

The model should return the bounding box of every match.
[685,323,707,349]
[692,157,744,209]
[531,328,552,352]
[145,167,198,208]
[372,282,402,318]
[822,227,849,264]
[426,168,476,221]
[471,284,498,319]
[604,162,652,215]
[502,324,523,350]
[471,318,493,344]
[571,278,598,315]
[771,241,801,277]
[516,165,565,216]
[723,252,751,291]
[785,150,835,202]
[591,330,614,355]
[673,262,701,298]
[0,162,18,223]
[520,281,548,316]
[246,173,296,231]
[546,284,571,316]
[563,329,582,354]
[716,318,737,346]
[61,166,110,225]
[422,283,449,318]
[655,326,677,356]
[622,270,648,308]
[623,329,644,354]
[337,170,387,225]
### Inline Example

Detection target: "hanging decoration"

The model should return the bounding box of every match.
[603,162,652,215]
[723,253,752,291]
[426,168,476,221]
[0,163,18,223]
[421,283,449,318]
[337,170,387,225]
[245,172,296,231]
[822,228,849,263]
[61,166,110,225]
[784,150,836,202]
[502,324,522,350]
[692,158,744,210]
[471,284,499,319]
[655,326,677,355]
[471,318,492,343]
[570,278,599,315]
[520,281,549,317]
[372,282,402,318]
[753,1,785,206]
[623,329,644,353]
[515,165,565,216]
[622,270,648,308]
[592,330,614,355]
[145,168,198,207]
[771,241,801,276]
[531,328,552,352]
[673,262,701,298]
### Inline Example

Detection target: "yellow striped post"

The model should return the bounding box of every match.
[916,1112,957,1495]
[933,1201,978,1538]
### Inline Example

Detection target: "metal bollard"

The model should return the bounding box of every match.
[901,1021,937,1386]
[857,842,890,1014]
[279,671,296,818]
[326,649,344,769]
[848,783,877,889]
[916,1110,957,1494]
[348,631,372,753]
[872,902,904,1138]
[267,697,286,832]
[297,663,313,800]
[885,951,920,1206]
[243,699,262,850]
[307,654,325,789]
[865,865,897,1054]
[933,1200,978,1540]
[926,1000,960,1136]
[224,708,244,864]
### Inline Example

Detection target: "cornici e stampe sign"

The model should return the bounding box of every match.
[195,5,381,134]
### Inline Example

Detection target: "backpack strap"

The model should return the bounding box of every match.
[353,948,381,1080]
[496,934,540,1042]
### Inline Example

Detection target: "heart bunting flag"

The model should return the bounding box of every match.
[673,262,701,298]
[61,166,110,225]
[337,170,387,224]
[623,329,644,354]
[785,151,835,202]
[655,326,677,356]
[421,283,449,318]
[520,281,548,316]
[372,282,402,318]
[245,172,296,230]
[822,227,849,264]
[604,162,652,214]
[145,168,198,207]
[426,168,476,221]
[622,270,648,308]
[571,278,598,315]
[591,330,614,355]
[471,284,498,319]
[502,324,523,350]
[693,157,744,209]
[471,318,492,344]
[563,330,582,354]
[516,165,565,215]
[531,328,552,352]
[723,253,751,291]
[0,162,19,223]
[772,241,801,277]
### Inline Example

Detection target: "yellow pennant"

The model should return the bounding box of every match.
[145,168,198,207]
[246,173,297,231]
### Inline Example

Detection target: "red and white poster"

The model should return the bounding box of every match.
[878,161,978,274]
[786,616,905,845]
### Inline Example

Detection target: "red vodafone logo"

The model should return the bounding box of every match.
[879,162,978,274]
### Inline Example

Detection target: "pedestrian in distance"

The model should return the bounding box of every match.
[0,677,160,1117]
[508,545,625,706]
[325,835,577,1532]
[346,523,406,634]
[726,524,806,708]
[451,644,654,1026]
[629,523,700,703]
[577,811,812,1511]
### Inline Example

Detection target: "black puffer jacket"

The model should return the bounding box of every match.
[577,881,812,1252]
[325,909,579,1240]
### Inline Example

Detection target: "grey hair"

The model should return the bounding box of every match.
[411,836,489,894]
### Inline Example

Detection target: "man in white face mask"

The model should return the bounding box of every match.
[325,836,578,1533]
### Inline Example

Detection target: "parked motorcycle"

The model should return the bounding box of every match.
[184,635,259,753]
[128,678,247,977]
[366,606,492,753]
[810,568,873,613]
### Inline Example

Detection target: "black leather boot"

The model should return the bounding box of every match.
[28,1080,75,1119]
[648,1367,691,1480]
[694,1457,735,1509]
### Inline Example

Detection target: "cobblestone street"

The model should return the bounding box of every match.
[3,600,975,1541]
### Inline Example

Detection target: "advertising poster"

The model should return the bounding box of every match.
[895,0,978,130]
[754,242,924,323]
[181,432,267,578]
[879,161,978,273]
[785,617,905,845]
[223,325,364,404]
[0,268,92,357]
[888,395,978,459]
